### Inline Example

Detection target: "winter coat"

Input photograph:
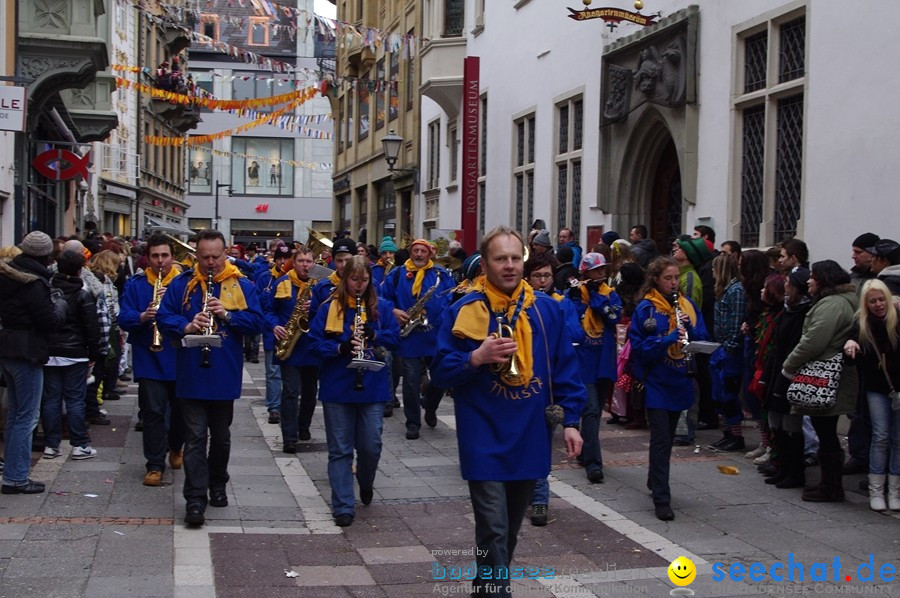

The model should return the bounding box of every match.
[852,307,900,397]
[877,265,900,296]
[47,273,103,361]
[761,300,811,414]
[0,255,68,364]
[782,286,859,417]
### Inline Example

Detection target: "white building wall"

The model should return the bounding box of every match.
[423,0,900,264]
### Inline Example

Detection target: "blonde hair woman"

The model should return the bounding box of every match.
[845,279,900,510]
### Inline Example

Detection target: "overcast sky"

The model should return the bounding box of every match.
[313,0,336,19]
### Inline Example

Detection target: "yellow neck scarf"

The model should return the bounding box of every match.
[404,258,435,297]
[146,264,180,287]
[328,270,341,288]
[579,282,613,338]
[325,295,366,335]
[452,278,535,387]
[185,262,247,311]
[645,288,697,361]
[270,266,281,279]
[287,269,312,289]
[550,291,564,302]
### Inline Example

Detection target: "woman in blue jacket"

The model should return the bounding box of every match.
[628,256,708,521]
[308,256,400,527]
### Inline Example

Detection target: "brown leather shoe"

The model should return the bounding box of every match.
[143,471,163,487]
[168,450,183,470]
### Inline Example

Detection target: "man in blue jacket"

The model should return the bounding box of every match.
[431,227,585,596]
[256,244,292,424]
[382,239,455,439]
[119,234,184,487]
[157,229,264,527]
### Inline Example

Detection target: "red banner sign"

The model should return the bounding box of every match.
[566,7,657,26]
[460,56,480,255]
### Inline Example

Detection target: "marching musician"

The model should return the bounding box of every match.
[119,234,185,487]
[268,245,320,452]
[156,229,264,527]
[628,256,708,521]
[381,239,455,439]
[308,256,401,527]
[309,237,357,322]
[371,236,397,287]
[257,244,293,425]
[566,253,623,486]
[430,227,585,594]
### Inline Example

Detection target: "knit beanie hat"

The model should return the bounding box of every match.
[20,231,53,257]
[379,236,398,253]
[601,231,620,246]
[618,262,645,287]
[533,229,552,248]
[852,232,880,252]
[676,237,712,269]
[461,253,482,281]
[556,246,574,265]
[333,237,356,255]
[787,266,810,295]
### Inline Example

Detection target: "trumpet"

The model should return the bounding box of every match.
[149,267,164,352]
[673,292,692,362]
[490,316,525,386]
[200,269,214,368]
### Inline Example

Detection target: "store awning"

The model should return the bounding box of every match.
[144,215,194,237]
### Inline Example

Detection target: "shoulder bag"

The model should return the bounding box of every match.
[786,353,843,412]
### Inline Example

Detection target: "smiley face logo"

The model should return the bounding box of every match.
[668,556,696,587]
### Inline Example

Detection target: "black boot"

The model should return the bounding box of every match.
[775,432,806,489]
[764,429,789,485]
[802,450,845,502]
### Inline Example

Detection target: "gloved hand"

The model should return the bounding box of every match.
[338,340,353,356]
[363,323,376,341]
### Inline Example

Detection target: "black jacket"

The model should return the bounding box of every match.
[48,273,103,361]
[554,263,578,294]
[0,255,68,364]
[761,300,811,414]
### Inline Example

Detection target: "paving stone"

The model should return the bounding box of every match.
[357,544,435,565]
[285,565,375,586]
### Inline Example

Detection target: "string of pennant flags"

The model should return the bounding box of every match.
[115,75,318,110]
[207,148,331,171]
[144,94,314,146]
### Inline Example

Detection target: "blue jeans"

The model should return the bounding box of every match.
[531,477,549,505]
[468,480,536,597]
[180,398,234,509]
[322,401,384,517]
[867,391,900,475]
[280,365,318,442]
[401,357,443,431]
[581,379,611,477]
[647,408,680,506]
[264,349,281,412]
[803,416,819,454]
[139,379,183,472]
[41,363,91,449]
[0,359,44,486]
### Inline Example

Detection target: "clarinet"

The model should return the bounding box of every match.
[353,291,365,391]
[200,269,214,368]
[673,291,692,363]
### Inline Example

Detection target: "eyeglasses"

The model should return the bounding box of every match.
[530,273,553,279]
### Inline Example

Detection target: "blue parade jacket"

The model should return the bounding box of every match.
[308,298,400,403]
[309,277,337,324]
[565,285,622,382]
[266,274,319,367]
[381,264,455,358]
[627,296,708,411]
[156,270,264,400]
[118,273,176,381]
[431,292,586,481]
[255,268,282,351]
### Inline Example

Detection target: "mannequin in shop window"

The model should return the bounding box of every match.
[269,163,280,187]
[248,161,260,187]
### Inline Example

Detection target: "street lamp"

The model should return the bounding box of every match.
[382,129,404,171]
[214,181,232,230]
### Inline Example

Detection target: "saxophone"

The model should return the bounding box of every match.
[274,278,315,360]
[149,267,164,352]
[399,271,441,338]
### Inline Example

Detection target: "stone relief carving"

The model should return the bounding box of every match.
[69,88,96,109]
[633,39,685,105]
[603,64,632,123]
[34,0,68,30]
[19,56,87,81]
